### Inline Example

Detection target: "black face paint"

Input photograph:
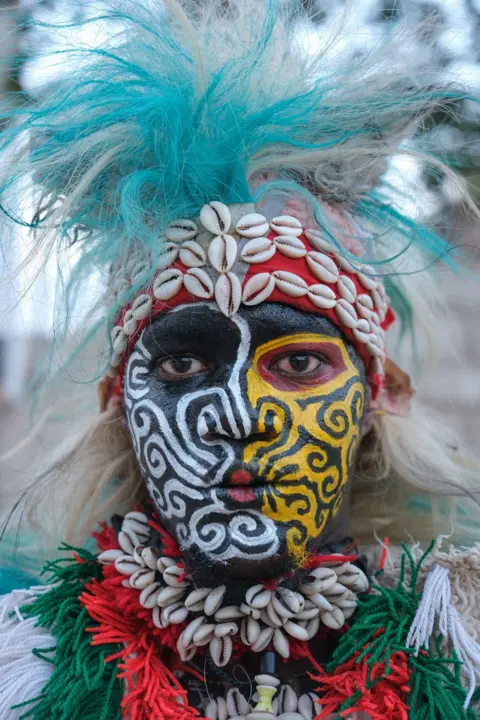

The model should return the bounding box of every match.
[124,303,366,580]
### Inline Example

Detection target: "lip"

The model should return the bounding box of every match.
[217,479,300,504]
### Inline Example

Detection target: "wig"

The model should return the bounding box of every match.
[0,0,478,558]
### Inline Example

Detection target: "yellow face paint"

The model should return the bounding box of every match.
[243,333,364,565]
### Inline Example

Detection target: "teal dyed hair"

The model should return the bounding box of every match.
[0,0,476,372]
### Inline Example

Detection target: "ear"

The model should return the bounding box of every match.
[370,359,415,417]
[97,375,123,413]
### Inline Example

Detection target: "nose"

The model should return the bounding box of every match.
[197,402,282,443]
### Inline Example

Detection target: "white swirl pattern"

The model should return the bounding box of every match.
[124,313,279,561]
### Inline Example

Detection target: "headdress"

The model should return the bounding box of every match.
[0,0,462,399]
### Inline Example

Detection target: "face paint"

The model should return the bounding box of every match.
[123,303,366,577]
[244,333,365,565]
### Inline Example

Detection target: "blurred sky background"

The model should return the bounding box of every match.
[0,0,479,472]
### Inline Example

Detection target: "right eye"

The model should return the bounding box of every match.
[157,356,209,381]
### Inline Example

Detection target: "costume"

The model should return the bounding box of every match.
[0,1,479,718]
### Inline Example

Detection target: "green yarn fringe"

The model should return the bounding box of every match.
[14,545,123,720]
[327,541,477,720]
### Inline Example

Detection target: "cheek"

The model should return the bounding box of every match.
[243,336,365,561]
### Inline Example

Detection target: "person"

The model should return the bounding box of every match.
[0,2,479,718]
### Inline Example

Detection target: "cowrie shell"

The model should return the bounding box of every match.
[179,240,206,268]
[226,688,249,717]
[192,623,216,645]
[157,556,176,573]
[200,201,231,235]
[184,267,214,299]
[193,628,215,647]
[240,602,261,620]
[139,582,162,608]
[177,641,196,662]
[165,219,197,243]
[309,593,334,612]
[264,602,283,628]
[215,273,242,317]
[206,698,227,720]
[181,616,205,647]
[273,270,308,298]
[274,235,307,259]
[304,616,321,640]
[114,554,139,576]
[132,544,146,564]
[163,564,189,588]
[278,685,298,713]
[357,266,378,290]
[214,621,238,637]
[162,602,189,625]
[340,565,369,593]
[97,548,123,564]
[366,336,383,357]
[157,241,179,269]
[236,212,269,238]
[131,294,152,321]
[204,585,227,616]
[153,269,183,301]
[306,252,339,284]
[245,584,272,609]
[335,298,358,329]
[352,318,371,343]
[118,529,139,555]
[300,567,337,594]
[356,293,374,315]
[298,693,320,720]
[185,587,211,611]
[321,606,346,630]
[240,616,261,645]
[123,514,150,538]
[270,215,303,236]
[209,634,233,667]
[251,626,274,652]
[323,582,348,598]
[242,273,275,306]
[337,255,355,273]
[343,605,357,620]
[330,589,358,609]
[307,284,336,309]
[304,229,333,253]
[123,310,137,337]
[129,568,156,590]
[337,275,357,303]
[214,605,244,621]
[273,628,290,659]
[208,234,237,273]
[141,547,160,570]
[241,237,275,264]
[112,326,128,355]
[272,587,302,618]
[157,585,185,607]
[295,599,320,621]
[152,606,168,629]
[284,620,309,641]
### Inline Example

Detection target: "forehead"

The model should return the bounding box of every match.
[139,303,364,368]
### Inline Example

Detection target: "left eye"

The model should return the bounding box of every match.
[271,354,325,377]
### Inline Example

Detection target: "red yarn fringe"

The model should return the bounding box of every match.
[312,651,410,720]
[80,563,202,720]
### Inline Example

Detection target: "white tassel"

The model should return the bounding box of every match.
[406,563,480,708]
[0,586,56,718]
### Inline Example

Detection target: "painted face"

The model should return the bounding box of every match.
[124,303,366,577]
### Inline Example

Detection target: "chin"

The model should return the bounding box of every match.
[182,544,295,588]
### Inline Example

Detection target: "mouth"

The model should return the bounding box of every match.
[219,468,298,504]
